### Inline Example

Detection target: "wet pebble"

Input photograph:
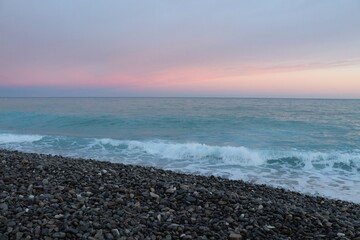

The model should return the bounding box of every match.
[1,149,360,240]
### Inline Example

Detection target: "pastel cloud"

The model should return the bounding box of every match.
[0,0,360,97]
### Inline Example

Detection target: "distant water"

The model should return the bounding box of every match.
[0,98,359,203]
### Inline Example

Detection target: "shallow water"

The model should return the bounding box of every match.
[0,98,359,202]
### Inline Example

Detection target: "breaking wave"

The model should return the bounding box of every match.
[1,132,359,203]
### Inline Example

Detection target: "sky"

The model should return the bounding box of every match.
[0,0,360,98]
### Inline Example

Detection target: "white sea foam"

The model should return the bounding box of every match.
[1,133,359,202]
[0,133,43,144]
[93,138,360,170]
[94,139,265,166]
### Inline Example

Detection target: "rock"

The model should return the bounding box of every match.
[150,192,160,199]
[76,195,85,203]
[226,217,235,224]
[36,165,44,171]
[337,233,345,237]
[168,224,180,230]
[180,184,190,190]
[34,226,41,236]
[166,187,176,194]
[105,233,114,239]
[0,216,7,224]
[111,229,120,238]
[42,179,49,185]
[53,232,66,238]
[7,221,16,227]
[229,233,242,240]
[0,233,9,240]
[186,195,196,203]
[94,229,104,239]
[15,232,24,240]
[0,203,8,211]
[54,214,64,219]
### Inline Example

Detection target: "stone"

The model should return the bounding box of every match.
[229,233,242,240]
[168,224,180,230]
[0,233,9,240]
[111,229,120,238]
[94,229,104,239]
[166,187,176,194]
[15,232,24,240]
[0,216,7,224]
[77,195,85,203]
[54,214,64,219]
[53,232,66,238]
[150,192,160,199]
[0,203,8,211]
[7,221,16,227]
[186,195,196,203]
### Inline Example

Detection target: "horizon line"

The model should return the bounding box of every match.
[1,96,360,100]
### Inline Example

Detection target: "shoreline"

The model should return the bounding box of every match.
[1,150,359,239]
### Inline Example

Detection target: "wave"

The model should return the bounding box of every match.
[1,132,358,171]
[0,133,43,144]
[1,132,359,203]
[94,138,360,171]
[95,138,265,165]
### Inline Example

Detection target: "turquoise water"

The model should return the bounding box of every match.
[0,98,359,202]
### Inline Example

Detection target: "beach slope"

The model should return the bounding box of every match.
[1,150,359,239]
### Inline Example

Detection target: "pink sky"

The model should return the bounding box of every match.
[1,1,360,98]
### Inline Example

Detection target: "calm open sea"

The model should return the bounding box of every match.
[0,98,359,202]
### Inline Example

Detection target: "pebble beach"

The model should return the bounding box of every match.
[1,149,360,240]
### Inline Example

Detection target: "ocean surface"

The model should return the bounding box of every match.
[0,98,359,203]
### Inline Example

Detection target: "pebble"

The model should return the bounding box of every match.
[166,187,176,194]
[77,195,85,203]
[7,221,16,227]
[111,229,120,237]
[150,192,160,199]
[186,195,196,202]
[0,233,9,240]
[0,216,7,223]
[54,214,64,219]
[52,232,66,238]
[94,229,104,239]
[229,233,242,240]
[15,232,23,240]
[1,149,360,240]
[0,203,8,211]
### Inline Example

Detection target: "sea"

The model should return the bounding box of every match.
[0,98,359,203]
